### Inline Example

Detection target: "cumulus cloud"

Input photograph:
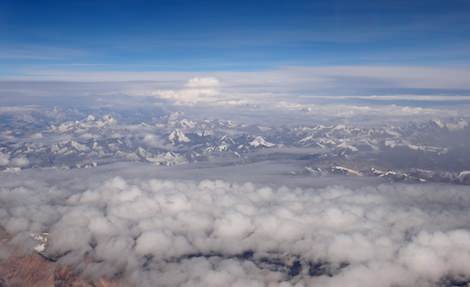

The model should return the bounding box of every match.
[185,77,220,88]
[10,156,29,167]
[152,77,221,104]
[1,174,470,287]
[0,152,9,166]
[140,75,466,120]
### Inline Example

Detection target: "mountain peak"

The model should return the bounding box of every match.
[168,129,191,144]
[249,136,275,148]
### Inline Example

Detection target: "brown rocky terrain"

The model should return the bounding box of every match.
[0,227,124,287]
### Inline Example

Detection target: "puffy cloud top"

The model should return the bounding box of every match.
[185,77,220,88]
[153,77,221,104]
[1,175,470,287]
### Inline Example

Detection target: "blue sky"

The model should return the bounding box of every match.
[1,0,470,77]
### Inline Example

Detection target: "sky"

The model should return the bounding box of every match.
[1,0,470,110]
[1,0,470,77]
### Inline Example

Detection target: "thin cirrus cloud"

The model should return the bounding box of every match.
[0,46,86,61]
[6,66,470,90]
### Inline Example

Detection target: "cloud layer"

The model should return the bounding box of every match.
[1,174,470,287]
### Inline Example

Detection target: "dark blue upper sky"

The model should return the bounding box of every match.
[1,0,470,75]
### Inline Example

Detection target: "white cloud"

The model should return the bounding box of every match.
[1,174,470,286]
[275,101,455,118]
[6,66,470,90]
[11,157,29,167]
[3,67,470,120]
[152,77,221,104]
[185,77,220,88]
[301,95,470,102]
[0,152,9,166]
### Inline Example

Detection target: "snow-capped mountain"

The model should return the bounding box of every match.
[1,107,469,185]
[168,129,191,144]
[249,136,275,148]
